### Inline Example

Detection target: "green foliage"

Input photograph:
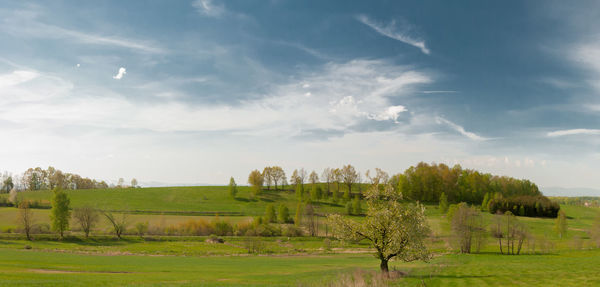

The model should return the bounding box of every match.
[519,205,525,216]
[481,192,490,211]
[296,184,304,200]
[332,188,339,203]
[294,202,303,226]
[439,192,449,213]
[488,196,559,218]
[247,170,263,197]
[343,189,350,202]
[277,204,290,223]
[329,184,430,272]
[447,203,459,222]
[228,177,238,199]
[345,202,353,215]
[555,210,568,239]
[352,195,362,215]
[50,188,70,238]
[265,204,276,223]
[135,222,148,237]
[310,184,322,201]
[401,162,542,204]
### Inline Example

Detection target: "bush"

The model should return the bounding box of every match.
[488,196,559,218]
[206,234,224,243]
[135,222,149,237]
[277,204,290,223]
[282,225,304,237]
[345,202,353,215]
[212,220,233,236]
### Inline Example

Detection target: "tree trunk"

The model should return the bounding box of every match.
[380,258,389,273]
[498,238,503,254]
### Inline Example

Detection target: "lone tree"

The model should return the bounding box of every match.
[271,166,285,190]
[265,204,276,223]
[439,192,449,214]
[262,167,274,190]
[131,178,138,188]
[321,168,334,195]
[247,170,264,197]
[73,206,99,238]
[103,211,128,239]
[341,164,358,197]
[18,200,34,241]
[555,209,567,239]
[228,177,238,199]
[277,204,290,223]
[328,184,430,273]
[449,203,486,253]
[50,188,71,239]
[3,176,14,193]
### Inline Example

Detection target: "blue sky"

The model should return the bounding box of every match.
[1,1,600,190]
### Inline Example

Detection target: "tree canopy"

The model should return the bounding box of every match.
[329,184,430,273]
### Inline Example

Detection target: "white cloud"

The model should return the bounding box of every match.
[1,7,165,54]
[368,105,407,122]
[435,116,486,141]
[356,15,430,55]
[547,128,600,137]
[192,0,225,17]
[0,59,431,135]
[421,90,458,94]
[112,67,126,80]
[0,70,38,87]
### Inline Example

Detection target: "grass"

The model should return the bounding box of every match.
[2,186,600,285]
[0,249,380,286]
[0,186,349,216]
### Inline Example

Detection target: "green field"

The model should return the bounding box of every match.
[1,187,600,286]
[0,186,349,216]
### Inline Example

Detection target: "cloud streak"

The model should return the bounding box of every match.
[436,117,487,141]
[1,7,165,54]
[192,0,225,17]
[357,15,430,55]
[547,129,600,137]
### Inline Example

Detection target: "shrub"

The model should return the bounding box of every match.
[206,234,224,243]
[345,202,353,215]
[277,204,290,223]
[488,196,559,218]
[212,220,233,236]
[135,222,149,237]
[265,204,276,223]
[282,225,303,237]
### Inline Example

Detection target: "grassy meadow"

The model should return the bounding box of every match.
[1,186,600,286]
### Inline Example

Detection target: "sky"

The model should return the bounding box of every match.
[1,1,600,190]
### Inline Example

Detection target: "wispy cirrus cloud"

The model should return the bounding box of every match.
[0,7,166,54]
[356,15,430,55]
[192,0,225,17]
[547,129,600,137]
[436,116,487,141]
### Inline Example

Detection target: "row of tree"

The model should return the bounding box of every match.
[487,195,560,218]
[398,162,542,204]
[447,203,567,255]
[246,165,390,199]
[18,187,132,240]
[0,167,138,192]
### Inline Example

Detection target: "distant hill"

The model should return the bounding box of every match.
[542,187,600,197]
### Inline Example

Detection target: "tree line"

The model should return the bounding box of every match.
[0,167,138,193]
[242,162,557,217]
